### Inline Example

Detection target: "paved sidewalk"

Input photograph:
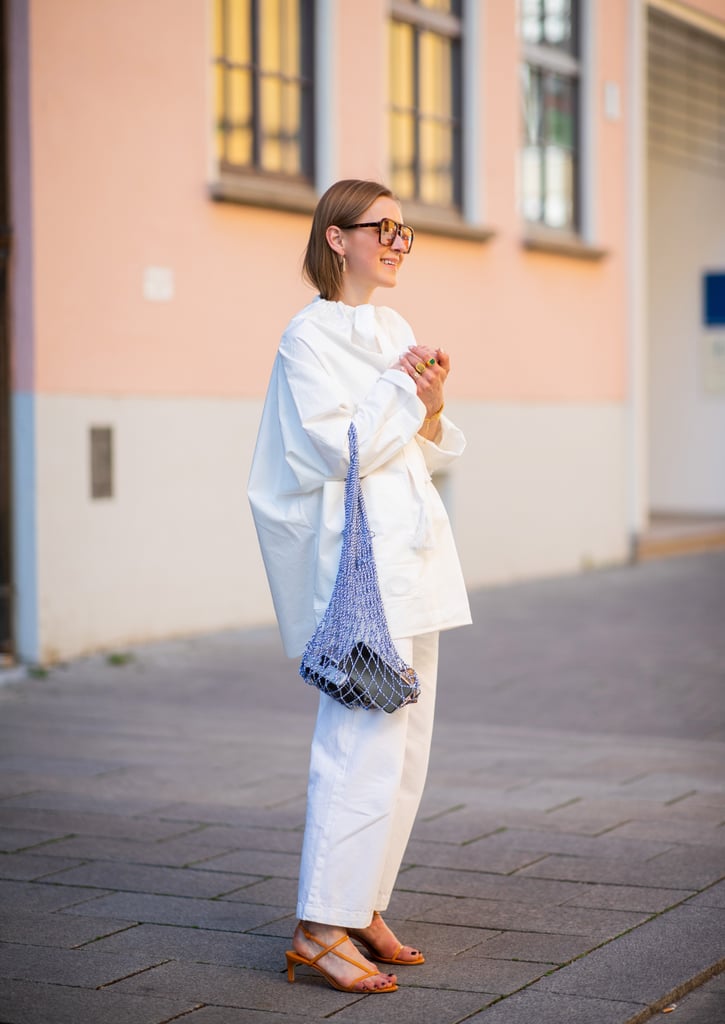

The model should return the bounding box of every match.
[0,552,724,1024]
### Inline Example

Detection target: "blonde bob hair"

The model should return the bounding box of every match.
[303,179,396,301]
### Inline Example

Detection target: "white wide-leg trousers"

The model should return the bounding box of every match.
[296,631,439,928]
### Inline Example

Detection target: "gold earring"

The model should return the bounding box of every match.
[340,255,346,273]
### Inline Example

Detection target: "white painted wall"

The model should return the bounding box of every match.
[647,158,725,512]
[35,396,274,662]
[448,402,630,585]
[35,395,630,661]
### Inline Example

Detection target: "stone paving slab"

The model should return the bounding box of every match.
[0,853,86,881]
[61,891,288,932]
[472,930,591,963]
[520,847,725,889]
[0,829,66,853]
[409,894,651,938]
[0,879,115,914]
[0,978,200,1024]
[33,861,258,898]
[466,989,645,1024]
[109,959,362,1014]
[0,941,169,989]
[0,806,198,841]
[82,923,288,970]
[561,883,693,912]
[534,903,725,1004]
[0,552,723,1023]
[0,911,134,948]
[662,968,725,1024]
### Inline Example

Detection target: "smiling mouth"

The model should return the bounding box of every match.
[381,258,399,267]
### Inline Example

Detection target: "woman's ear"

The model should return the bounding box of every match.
[325,224,345,257]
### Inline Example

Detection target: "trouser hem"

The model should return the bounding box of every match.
[296,903,376,929]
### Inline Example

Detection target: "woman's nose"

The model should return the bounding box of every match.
[390,232,406,252]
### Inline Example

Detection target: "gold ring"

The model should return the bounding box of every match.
[428,357,436,365]
[415,361,426,374]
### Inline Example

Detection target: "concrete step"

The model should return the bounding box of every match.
[636,514,725,561]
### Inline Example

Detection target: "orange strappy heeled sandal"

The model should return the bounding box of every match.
[285,925,398,993]
[348,911,425,966]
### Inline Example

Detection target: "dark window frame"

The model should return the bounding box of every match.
[389,0,464,212]
[213,0,315,190]
[520,0,582,234]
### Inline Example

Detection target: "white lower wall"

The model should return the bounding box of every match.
[448,401,630,586]
[34,395,630,662]
[647,158,725,513]
[36,394,274,662]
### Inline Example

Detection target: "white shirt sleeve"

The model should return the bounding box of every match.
[277,332,426,490]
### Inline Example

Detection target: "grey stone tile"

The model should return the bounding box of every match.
[519,846,725,889]
[403,839,546,874]
[414,896,648,939]
[0,853,85,881]
[0,806,194,841]
[34,832,238,867]
[410,809,536,844]
[221,876,298,906]
[465,989,643,1024]
[0,978,199,1024]
[357,920,499,958]
[0,879,114,913]
[90,922,288,969]
[0,829,66,852]
[194,848,300,878]
[62,890,289,932]
[178,1009,310,1024]
[537,904,725,1003]
[41,825,303,867]
[43,861,260,898]
[330,986,494,1023]
[666,984,725,1024]
[0,911,134,948]
[109,959,359,1014]
[564,883,693,912]
[0,754,124,777]
[472,827,674,860]
[466,931,592,964]
[398,865,587,905]
[0,791,170,816]
[154,802,306,830]
[246,913,298,939]
[196,825,303,855]
[411,955,552,994]
[686,879,725,908]
[386,888,458,921]
[609,819,725,846]
[0,942,169,988]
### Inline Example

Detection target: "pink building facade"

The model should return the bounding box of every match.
[4,0,724,663]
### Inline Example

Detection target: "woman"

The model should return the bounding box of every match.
[248,179,471,994]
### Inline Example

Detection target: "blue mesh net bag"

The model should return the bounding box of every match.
[299,422,420,713]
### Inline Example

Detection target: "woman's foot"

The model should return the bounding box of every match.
[349,910,425,965]
[292,921,398,992]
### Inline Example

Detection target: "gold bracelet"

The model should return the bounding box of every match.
[424,402,444,422]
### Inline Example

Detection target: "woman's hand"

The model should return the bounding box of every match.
[395,345,449,442]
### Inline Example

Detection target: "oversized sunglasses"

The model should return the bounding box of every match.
[342,217,415,253]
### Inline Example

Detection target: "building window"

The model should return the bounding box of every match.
[389,0,463,210]
[212,0,314,183]
[520,0,580,232]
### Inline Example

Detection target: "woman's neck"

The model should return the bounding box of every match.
[337,280,374,307]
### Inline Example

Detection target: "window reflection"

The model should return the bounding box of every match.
[521,0,575,55]
[389,8,462,208]
[520,1,579,230]
[213,0,313,181]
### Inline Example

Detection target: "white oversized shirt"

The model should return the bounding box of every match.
[248,297,471,657]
